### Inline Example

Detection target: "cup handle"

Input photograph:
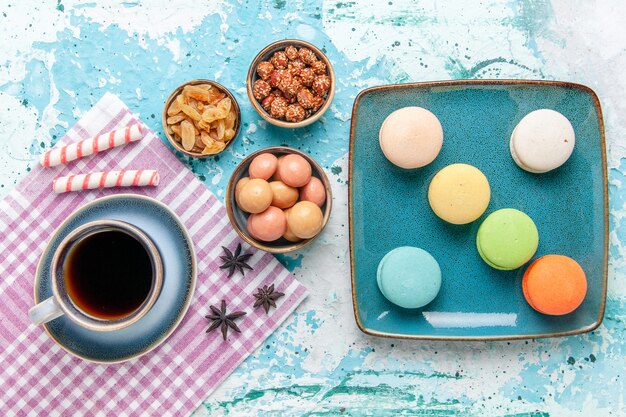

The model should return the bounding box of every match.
[29,297,64,325]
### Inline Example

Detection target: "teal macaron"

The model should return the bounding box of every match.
[476,208,539,270]
[377,246,442,309]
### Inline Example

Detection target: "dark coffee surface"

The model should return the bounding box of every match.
[64,230,153,320]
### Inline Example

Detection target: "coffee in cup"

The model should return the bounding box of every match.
[29,220,163,332]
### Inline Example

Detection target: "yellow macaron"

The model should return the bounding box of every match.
[428,163,490,225]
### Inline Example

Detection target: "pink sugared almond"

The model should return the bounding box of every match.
[247,206,287,242]
[299,176,326,207]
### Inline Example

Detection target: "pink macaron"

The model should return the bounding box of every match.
[379,107,443,169]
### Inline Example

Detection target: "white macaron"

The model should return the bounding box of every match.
[379,107,443,169]
[510,109,575,173]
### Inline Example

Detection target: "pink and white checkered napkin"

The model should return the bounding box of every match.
[0,93,308,417]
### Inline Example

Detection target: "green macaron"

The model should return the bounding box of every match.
[476,208,539,270]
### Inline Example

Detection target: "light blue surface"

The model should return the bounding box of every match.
[2,0,626,415]
[376,246,442,309]
[36,195,195,362]
[351,81,606,339]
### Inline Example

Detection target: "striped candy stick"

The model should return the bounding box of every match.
[39,124,144,167]
[53,170,159,193]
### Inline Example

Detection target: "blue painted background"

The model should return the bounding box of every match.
[1,0,624,416]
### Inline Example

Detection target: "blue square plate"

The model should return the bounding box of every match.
[349,80,607,340]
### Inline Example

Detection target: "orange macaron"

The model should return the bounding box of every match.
[522,255,587,315]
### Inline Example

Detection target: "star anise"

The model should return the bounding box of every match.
[205,300,247,340]
[219,243,253,278]
[253,284,285,314]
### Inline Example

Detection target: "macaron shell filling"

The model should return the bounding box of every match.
[378,107,444,169]
[522,255,587,315]
[428,163,491,224]
[476,209,539,270]
[521,260,547,313]
[476,234,514,270]
[510,109,575,173]
[509,128,545,174]
[376,247,442,309]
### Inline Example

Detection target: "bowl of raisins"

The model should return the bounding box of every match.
[247,39,335,128]
[163,79,241,158]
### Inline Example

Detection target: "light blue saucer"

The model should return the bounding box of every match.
[35,194,196,362]
[349,80,607,340]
